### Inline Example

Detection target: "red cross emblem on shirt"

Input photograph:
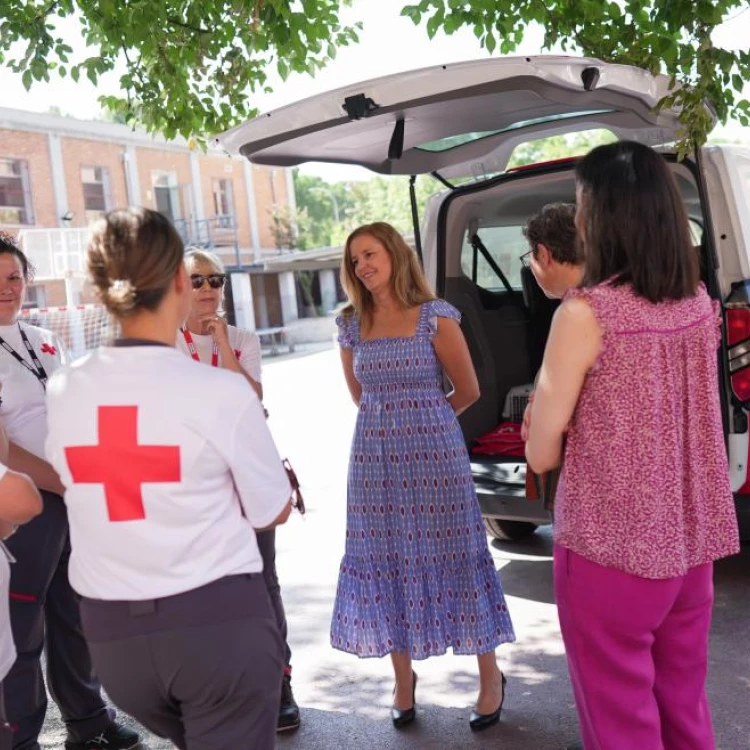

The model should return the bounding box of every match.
[65,406,181,522]
[41,343,57,355]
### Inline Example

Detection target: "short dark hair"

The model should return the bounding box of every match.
[576,141,698,302]
[523,203,581,265]
[0,231,34,282]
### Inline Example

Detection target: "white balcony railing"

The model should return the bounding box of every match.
[17,227,93,280]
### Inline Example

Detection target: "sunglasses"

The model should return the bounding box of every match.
[282,458,306,516]
[190,273,226,290]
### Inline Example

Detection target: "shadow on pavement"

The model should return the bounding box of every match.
[490,527,554,559]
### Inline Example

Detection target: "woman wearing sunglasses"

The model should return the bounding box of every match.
[44,208,293,750]
[176,248,301,733]
[177,250,262,399]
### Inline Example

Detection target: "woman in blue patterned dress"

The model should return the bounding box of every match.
[330,222,515,732]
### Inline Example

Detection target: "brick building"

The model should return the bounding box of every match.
[0,107,301,327]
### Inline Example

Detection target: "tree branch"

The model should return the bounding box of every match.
[121,44,147,89]
[40,1,61,19]
[167,17,210,35]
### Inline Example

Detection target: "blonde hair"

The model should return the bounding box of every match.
[340,222,435,328]
[88,207,184,318]
[184,248,224,274]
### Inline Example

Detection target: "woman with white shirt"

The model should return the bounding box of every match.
[45,208,293,750]
[176,249,300,732]
[0,233,139,750]
[0,415,43,750]
[177,249,262,397]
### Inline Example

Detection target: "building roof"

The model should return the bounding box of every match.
[0,106,230,155]
[259,245,343,273]
[256,232,416,273]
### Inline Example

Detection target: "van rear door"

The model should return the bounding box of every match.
[218,56,695,180]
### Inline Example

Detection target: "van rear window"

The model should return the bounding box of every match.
[460,226,527,291]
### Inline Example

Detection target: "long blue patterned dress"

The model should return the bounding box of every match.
[330,299,515,660]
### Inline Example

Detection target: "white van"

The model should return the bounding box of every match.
[219,56,750,542]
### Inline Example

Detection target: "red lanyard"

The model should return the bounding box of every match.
[180,327,218,367]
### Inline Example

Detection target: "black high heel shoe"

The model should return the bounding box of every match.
[469,672,507,732]
[391,671,417,728]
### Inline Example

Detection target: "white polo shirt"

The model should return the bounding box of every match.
[0,323,65,459]
[0,463,16,682]
[176,326,262,382]
[44,343,290,601]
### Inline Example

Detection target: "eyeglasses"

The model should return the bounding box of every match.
[520,250,533,268]
[190,273,226,290]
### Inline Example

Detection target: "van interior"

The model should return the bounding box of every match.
[439,158,706,539]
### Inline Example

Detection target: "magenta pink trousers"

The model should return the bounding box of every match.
[554,545,715,750]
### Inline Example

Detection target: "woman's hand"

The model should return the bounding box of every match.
[202,313,231,350]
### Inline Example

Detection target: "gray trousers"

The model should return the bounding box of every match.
[256,529,292,668]
[4,491,113,749]
[0,683,12,750]
[81,574,283,750]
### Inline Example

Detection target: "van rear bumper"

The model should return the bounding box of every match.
[471,456,551,524]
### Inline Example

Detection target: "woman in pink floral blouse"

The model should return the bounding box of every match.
[526,140,740,750]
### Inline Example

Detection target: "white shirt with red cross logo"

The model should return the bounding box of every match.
[176,325,262,382]
[0,323,65,459]
[44,344,291,601]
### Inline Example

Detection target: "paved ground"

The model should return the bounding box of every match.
[40,345,750,749]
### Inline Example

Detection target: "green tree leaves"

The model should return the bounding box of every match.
[0,0,360,142]
[293,170,442,250]
[2,0,747,158]
[401,0,750,155]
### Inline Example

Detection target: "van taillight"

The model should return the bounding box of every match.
[727,307,750,346]
[727,306,750,404]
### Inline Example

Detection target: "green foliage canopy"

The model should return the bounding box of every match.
[292,170,442,249]
[2,1,748,154]
[0,0,360,141]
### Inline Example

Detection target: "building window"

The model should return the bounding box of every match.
[81,166,111,222]
[0,158,34,225]
[152,171,181,222]
[212,178,235,217]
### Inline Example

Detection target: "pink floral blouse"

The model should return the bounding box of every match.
[555,282,740,579]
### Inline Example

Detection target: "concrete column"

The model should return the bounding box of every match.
[47,133,69,225]
[189,151,205,221]
[319,268,337,313]
[122,146,142,206]
[230,272,256,331]
[243,160,261,260]
[278,271,299,324]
